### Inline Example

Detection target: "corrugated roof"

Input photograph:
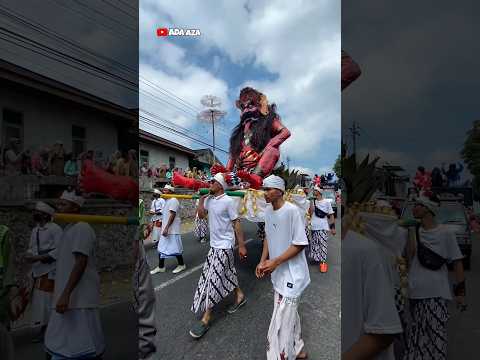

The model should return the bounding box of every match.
[139,129,196,156]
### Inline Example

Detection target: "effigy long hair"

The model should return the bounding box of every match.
[229,105,278,160]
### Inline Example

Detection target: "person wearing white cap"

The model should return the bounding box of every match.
[149,188,165,245]
[25,201,62,343]
[189,173,248,339]
[44,190,106,359]
[48,141,65,177]
[3,137,23,175]
[402,194,465,360]
[308,186,336,273]
[256,175,310,359]
[193,197,209,243]
[150,184,186,275]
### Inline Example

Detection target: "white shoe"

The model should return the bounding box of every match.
[150,266,166,275]
[172,265,187,274]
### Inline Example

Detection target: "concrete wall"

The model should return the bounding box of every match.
[139,142,190,170]
[0,84,120,160]
[0,204,136,287]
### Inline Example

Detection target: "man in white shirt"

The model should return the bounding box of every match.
[25,201,62,342]
[150,184,186,274]
[341,190,403,360]
[189,173,248,339]
[403,195,465,360]
[3,138,23,175]
[149,189,165,245]
[45,190,105,359]
[309,186,336,273]
[256,175,310,360]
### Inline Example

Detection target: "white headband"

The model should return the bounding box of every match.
[35,201,55,216]
[60,190,85,207]
[262,175,285,192]
[212,173,228,190]
[163,184,175,192]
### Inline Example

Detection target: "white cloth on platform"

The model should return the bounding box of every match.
[359,212,408,257]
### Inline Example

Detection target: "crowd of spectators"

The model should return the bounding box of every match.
[0,137,138,179]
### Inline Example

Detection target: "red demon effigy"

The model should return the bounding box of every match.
[341,50,361,91]
[173,87,291,190]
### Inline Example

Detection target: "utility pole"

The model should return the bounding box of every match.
[349,121,360,167]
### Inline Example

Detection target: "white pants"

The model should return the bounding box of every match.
[31,288,52,328]
[267,291,304,360]
[45,309,105,358]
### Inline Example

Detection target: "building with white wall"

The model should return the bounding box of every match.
[139,129,195,171]
[0,59,136,163]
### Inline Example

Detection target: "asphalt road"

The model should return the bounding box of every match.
[147,219,341,360]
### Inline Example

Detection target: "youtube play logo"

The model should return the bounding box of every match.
[157,28,168,37]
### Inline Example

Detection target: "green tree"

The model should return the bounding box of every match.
[461,120,480,199]
[333,154,341,177]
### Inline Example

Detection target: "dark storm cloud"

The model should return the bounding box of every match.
[342,0,480,175]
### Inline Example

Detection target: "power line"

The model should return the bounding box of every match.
[141,116,229,154]
[0,33,137,96]
[140,76,201,114]
[45,0,136,40]
[72,0,137,32]
[99,0,137,19]
[0,26,137,91]
[0,6,212,123]
[140,108,212,144]
[140,115,229,154]
[116,0,137,12]
[0,5,137,79]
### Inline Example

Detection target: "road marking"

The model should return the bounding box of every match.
[154,238,255,292]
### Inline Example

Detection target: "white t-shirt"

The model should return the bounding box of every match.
[150,198,165,221]
[408,224,463,300]
[342,230,402,360]
[310,198,334,231]
[264,201,310,298]
[204,194,238,249]
[29,222,63,278]
[162,198,181,235]
[53,222,100,309]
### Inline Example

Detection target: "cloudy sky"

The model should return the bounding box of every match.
[342,0,480,181]
[139,0,340,176]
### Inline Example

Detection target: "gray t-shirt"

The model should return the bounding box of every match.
[342,230,402,360]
